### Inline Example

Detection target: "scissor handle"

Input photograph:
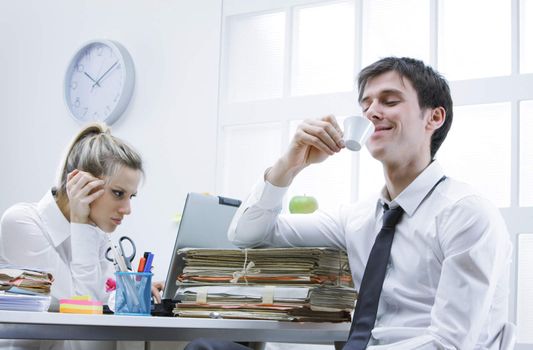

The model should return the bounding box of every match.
[118,236,136,266]
[105,247,114,263]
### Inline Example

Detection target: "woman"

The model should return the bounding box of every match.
[0,123,144,350]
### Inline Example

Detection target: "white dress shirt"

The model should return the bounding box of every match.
[228,161,512,350]
[0,190,115,350]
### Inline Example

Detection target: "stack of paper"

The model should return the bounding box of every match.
[0,267,53,294]
[173,248,357,322]
[0,266,53,312]
[0,292,51,312]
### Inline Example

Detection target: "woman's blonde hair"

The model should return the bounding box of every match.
[57,123,143,197]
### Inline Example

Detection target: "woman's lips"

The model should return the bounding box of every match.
[111,218,122,225]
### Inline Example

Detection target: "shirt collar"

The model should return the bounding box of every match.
[36,189,71,247]
[379,161,446,217]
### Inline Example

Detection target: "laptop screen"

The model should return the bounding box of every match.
[162,192,241,300]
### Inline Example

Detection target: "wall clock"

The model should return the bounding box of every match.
[64,40,135,125]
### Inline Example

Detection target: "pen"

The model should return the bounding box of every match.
[137,257,146,272]
[143,253,154,273]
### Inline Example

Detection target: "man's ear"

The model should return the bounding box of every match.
[427,107,446,132]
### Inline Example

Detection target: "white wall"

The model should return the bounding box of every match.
[0,0,222,281]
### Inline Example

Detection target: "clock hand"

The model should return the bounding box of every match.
[83,72,101,87]
[92,61,119,88]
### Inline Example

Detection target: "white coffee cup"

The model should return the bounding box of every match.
[343,116,375,151]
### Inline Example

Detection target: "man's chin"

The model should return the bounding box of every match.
[367,146,385,161]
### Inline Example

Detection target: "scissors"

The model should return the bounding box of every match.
[105,236,137,271]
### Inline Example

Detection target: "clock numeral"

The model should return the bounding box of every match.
[76,64,84,73]
[71,82,78,90]
[97,45,104,56]
[74,98,80,108]
[113,94,120,103]
[106,105,112,113]
[83,108,88,116]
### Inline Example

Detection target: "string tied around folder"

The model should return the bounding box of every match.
[230,248,260,284]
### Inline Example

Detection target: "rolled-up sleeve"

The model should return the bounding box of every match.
[228,179,346,250]
[70,223,110,300]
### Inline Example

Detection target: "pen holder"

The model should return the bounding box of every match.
[115,272,152,316]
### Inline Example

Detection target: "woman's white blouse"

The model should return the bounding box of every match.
[0,190,115,350]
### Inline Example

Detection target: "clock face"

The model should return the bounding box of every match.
[64,40,134,125]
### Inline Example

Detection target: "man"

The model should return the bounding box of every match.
[187,57,513,349]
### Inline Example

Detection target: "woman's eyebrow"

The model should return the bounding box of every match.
[111,185,137,196]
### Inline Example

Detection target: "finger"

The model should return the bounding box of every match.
[70,174,104,197]
[67,169,80,181]
[322,115,345,148]
[305,118,342,149]
[84,188,104,204]
[154,281,165,291]
[151,285,162,303]
[296,130,335,156]
[301,123,340,153]
[81,178,105,197]
[67,171,90,195]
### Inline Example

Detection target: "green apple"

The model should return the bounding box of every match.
[289,195,319,214]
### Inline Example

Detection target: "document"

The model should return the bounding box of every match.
[0,266,53,312]
[173,247,357,322]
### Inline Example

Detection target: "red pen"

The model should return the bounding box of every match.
[137,257,146,272]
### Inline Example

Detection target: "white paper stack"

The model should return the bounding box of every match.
[0,266,53,312]
[0,291,51,312]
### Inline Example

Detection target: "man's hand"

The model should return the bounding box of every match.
[66,169,105,224]
[151,281,165,304]
[267,115,345,187]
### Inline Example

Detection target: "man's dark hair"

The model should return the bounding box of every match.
[357,57,453,158]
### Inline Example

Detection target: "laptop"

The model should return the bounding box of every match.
[158,192,241,313]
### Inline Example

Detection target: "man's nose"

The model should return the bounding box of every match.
[364,100,382,120]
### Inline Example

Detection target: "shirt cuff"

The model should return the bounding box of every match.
[70,223,103,265]
[256,180,289,210]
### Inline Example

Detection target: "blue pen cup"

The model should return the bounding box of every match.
[115,272,152,316]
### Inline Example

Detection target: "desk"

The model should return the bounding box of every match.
[0,311,350,344]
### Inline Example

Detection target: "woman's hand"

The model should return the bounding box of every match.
[66,169,105,224]
[151,281,165,304]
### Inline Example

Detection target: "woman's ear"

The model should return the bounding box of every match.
[427,107,446,132]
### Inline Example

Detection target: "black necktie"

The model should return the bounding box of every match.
[343,204,404,350]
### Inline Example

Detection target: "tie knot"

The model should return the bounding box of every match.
[382,205,404,228]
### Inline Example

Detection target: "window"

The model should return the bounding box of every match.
[225,12,286,102]
[292,1,356,96]
[438,103,511,207]
[438,0,510,80]
[520,100,533,206]
[222,123,282,200]
[362,0,430,66]
[520,0,533,73]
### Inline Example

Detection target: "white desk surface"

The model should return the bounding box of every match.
[0,311,350,343]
